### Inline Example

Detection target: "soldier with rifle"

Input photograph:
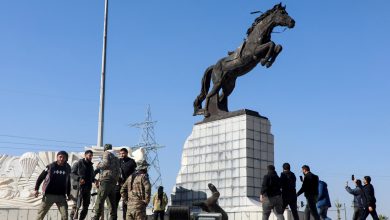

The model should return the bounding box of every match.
[70,150,97,220]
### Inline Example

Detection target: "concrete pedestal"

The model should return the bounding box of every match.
[172,110,278,219]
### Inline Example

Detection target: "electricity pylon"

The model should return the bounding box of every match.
[130,105,164,189]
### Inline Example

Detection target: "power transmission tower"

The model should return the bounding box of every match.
[130,105,164,189]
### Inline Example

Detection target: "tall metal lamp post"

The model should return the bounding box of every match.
[97,0,109,148]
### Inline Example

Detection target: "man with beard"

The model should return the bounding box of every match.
[69,150,96,220]
[115,148,136,219]
[34,151,71,220]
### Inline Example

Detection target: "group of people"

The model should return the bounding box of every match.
[260,163,379,220]
[34,144,168,220]
[345,176,379,220]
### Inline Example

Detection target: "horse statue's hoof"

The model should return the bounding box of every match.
[265,62,273,68]
[194,109,205,116]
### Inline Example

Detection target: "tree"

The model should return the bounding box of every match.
[334,201,342,220]
[379,215,389,220]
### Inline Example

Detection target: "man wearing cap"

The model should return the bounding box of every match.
[121,160,151,220]
[34,150,72,220]
[92,144,120,220]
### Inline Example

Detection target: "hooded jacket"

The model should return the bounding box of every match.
[261,170,282,197]
[317,180,331,208]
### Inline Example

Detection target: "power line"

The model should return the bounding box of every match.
[0,146,70,151]
[0,141,82,149]
[0,134,93,146]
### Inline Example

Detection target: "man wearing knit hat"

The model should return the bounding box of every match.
[34,150,72,220]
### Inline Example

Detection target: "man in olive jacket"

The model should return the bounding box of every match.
[121,160,151,220]
[91,144,120,220]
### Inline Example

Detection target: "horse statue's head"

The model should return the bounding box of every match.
[247,3,295,39]
[270,3,295,28]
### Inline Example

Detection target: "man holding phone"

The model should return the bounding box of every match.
[297,165,320,220]
[345,177,365,220]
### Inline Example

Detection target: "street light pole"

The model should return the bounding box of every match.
[97,0,109,148]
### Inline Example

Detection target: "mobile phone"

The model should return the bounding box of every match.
[299,175,303,182]
[352,174,355,181]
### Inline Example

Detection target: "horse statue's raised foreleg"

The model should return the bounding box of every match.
[264,44,282,68]
[258,41,275,66]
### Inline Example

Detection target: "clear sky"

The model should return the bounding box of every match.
[1,0,389,218]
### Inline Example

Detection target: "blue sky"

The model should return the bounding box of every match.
[1,0,389,217]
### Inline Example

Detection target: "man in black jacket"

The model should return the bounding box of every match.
[69,150,96,220]
[361,176,379,220]
[34,151,71,220]
[297,165,320,220]
[260,165,285,220]
[280,163,299,220]
[113,148,136,219]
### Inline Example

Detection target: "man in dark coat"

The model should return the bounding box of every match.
[115,148,136,220]
[346,179,365,220]
[317,180,331,220]
[361,176,379,220]
[280,163,299,220]
[297,165,320,220]
[69,150,96,220]
[34,151,71,220]
[261,165,284,220]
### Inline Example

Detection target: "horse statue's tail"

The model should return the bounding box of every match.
[193,65,214,116]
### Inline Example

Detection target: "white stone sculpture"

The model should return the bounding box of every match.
[19,152,39,178]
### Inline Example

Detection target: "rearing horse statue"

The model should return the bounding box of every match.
[193,3,295,117]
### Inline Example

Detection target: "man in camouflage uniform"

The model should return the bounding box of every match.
[120,160,151,220]
[92,144,120,220]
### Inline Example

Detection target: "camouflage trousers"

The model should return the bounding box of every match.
[92,180,117,220]
[36,194,68,220]
[126,202,147,220]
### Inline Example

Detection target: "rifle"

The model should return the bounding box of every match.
[73,183,83,220]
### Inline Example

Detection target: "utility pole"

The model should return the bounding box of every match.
[344,203,347,220]
[97,0,109,148]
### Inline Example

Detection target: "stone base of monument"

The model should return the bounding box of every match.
[172,109,298,220]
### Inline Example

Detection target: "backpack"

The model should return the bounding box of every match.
[108,152,120,182]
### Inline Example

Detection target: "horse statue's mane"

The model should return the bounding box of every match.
[246,4,280,36]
